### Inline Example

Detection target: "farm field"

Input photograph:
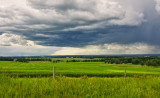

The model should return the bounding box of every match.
[0,61,160,77]
[0,61,160,98]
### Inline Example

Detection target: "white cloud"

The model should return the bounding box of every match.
[109,10,145,25]
[0,0,146,33]
[35,33,60,38]
[53,43,159,55]
[0,45,60,56]
[0,33,34,46]
[27,0,145,27]
[0,32,60,56]
[155,0,160,13]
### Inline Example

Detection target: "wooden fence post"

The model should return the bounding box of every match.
[124,68,126,80]
[53,66,55,79]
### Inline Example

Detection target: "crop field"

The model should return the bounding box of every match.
[0,61,160,77]
[0,60,160,98]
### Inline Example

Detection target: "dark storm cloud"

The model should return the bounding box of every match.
[0,0,160,48]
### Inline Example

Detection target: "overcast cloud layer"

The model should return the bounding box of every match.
[0,0,160,56]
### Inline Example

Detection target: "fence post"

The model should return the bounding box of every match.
[53,66,55,79]
[124,68,126,80]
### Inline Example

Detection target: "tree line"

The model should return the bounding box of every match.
[0,56,160,66]
[0,57,52,62]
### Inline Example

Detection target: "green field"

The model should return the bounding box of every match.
[0,61,160,97]
[0,61,160,77]
[0,75,160,98]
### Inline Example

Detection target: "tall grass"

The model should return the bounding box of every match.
[0,75,160,98]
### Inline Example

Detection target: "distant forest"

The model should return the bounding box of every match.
[0,56,160,66]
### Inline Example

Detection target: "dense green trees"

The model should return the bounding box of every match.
[0,56,160,66]
[132,59,141,65]
[146,59,160,66]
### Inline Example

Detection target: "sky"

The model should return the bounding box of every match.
[0,0,160,56]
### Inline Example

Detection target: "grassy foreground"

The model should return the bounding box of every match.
[0,75,160,98]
